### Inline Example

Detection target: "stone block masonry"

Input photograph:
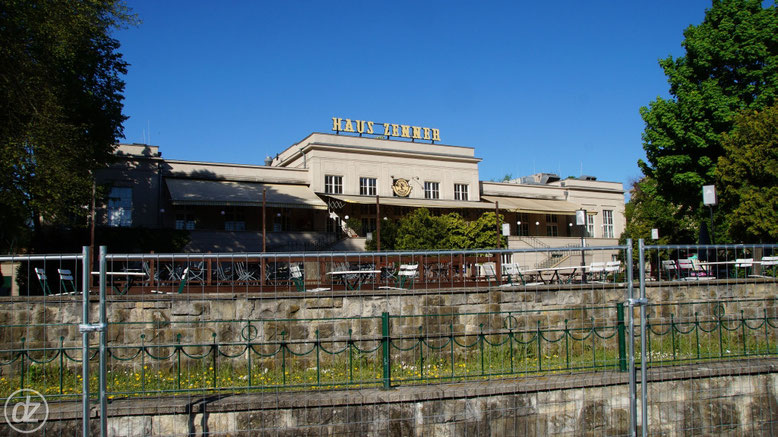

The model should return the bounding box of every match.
[4,359,776,436]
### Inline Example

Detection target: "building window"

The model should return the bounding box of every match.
[359,177,377,196]
[325,175,342,194]
[516,213,529,236]
[107,187,132,227]
[225,221,246,231]
[175,213,195,230]
[454,184,469,201]
[224,209,246,231]
[546,224,558,237]
[603,210,614,238]
[424,181,439,199]
[361,217,376,235]
[545,214,558,223]
[586,214,595,238]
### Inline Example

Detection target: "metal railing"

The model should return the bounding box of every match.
[2,241,778,435]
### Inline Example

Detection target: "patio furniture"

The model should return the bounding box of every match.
[235,262,258,283]
[604,261,621,282]
[502,263,542,286]
[734,258,753,277]
[57,268,78,294]
[479,262,498,286]
[187,261,205,282]
[379,264,418,290]
[215,262,234,284]
[151,267,189,294]
[34,268,53,295]
[661,260,679,281]
[677,258,713,280]
[328,267,381,290]
[289,264,305,291]
[589,262,606,282]
[757,256,778,278]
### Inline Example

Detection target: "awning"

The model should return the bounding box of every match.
[166,179,328,209]
[323,194,494,209]
[481,195,588,215]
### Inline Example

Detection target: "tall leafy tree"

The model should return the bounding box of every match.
[716,104,778,242]
[0,0,135,250]
[638,0,778,231]
[620,177,697,247]
[366,209,507,251]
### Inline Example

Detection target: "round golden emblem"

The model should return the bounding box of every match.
[392,178,412,197]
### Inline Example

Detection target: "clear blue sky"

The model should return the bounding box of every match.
[115,0,713,190]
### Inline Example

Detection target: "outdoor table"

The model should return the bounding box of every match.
[326,270,381,290]
[91,271,147,294]
[698,260,761,278]
[522,266,587,285]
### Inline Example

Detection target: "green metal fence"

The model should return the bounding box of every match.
[2,299,777,400]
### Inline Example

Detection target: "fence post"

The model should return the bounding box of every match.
[638,238,648,437]
[80,245,90,437]
[382,311,391,389]
[99,246,108,437]
[617,302,627,372]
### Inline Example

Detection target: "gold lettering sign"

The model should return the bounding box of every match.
[392,178,412,197]
[332,117,441,142]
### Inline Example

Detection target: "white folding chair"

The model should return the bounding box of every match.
[589,262,606,282]
[604,261,621,282]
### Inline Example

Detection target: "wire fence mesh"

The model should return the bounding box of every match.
[1,242,777,435]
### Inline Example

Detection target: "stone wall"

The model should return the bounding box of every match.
[6,359,776,436]
[2,279,776,352]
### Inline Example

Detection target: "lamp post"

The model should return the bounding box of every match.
[376,195,380,251]
[702,185,716,244]
[576,209,587,283]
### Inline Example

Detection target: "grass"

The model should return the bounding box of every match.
[1,319,775,401]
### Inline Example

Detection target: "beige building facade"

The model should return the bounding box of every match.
[95,124,625,253]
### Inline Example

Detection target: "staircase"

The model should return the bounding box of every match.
[518,237,577,269]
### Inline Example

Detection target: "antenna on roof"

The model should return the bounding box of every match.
[147,121,151,145]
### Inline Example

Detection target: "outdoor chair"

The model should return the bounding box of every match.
[661,260,679,281]
[677,258,712,280]
[479,262,498,286]
[57,268,79,294]
[141,261,161,284]
[289,265,305,291]
[588,262,606,282]
[502,263,541,286]
[734,258,753,278]
[757,256,778,278]
[689,258,714,279]
[235,262,258,283]
[187,261,205,283]
[396,264,418,289]
[215,262,234,285]
[151,267,189,294]
[604,261,621,283]
[379,264,418,290]
[34,268,53,295]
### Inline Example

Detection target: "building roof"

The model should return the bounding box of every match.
[166,179,327,209]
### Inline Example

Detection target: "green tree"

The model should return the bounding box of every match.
[395,209,448,250]
[716,104,778,242]
[638,0,778,230]
[465,211,507,249]
[619,177,698,252]
[0,0,136,251]
[365,209,507,251]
